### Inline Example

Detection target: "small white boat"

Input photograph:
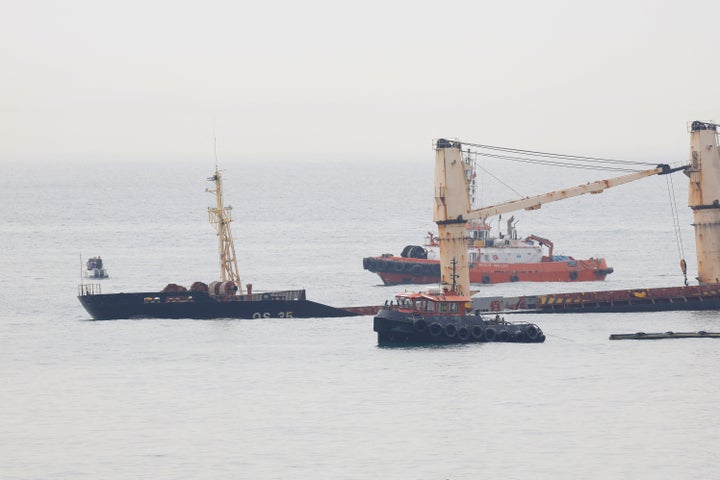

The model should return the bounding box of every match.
[85,256,108,279]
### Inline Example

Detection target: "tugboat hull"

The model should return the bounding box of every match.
[373,308,545,345]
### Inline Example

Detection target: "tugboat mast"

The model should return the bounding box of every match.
[207,167,242,287]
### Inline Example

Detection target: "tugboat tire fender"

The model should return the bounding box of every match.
[392,262,405,273]
[470,325,484,340]
[569,271,578,280]
[481,275,491,284]
[510,275,519,282]
[524,325,539,341]
[457,326,470,341]
[429,322,443,337]
[414,318,428,333]
[444,323,457,338]
[484,327,497,342]
[498,330,512,342]
[514,329,527,343]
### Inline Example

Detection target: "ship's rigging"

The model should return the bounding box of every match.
[458,142,660,172]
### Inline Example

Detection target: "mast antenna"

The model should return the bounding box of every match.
[213,114,218,170]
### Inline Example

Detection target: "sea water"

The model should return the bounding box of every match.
[1,157,718,479]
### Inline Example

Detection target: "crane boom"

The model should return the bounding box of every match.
[467,164,677,220]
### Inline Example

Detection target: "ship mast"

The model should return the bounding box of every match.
[207,167,242,287]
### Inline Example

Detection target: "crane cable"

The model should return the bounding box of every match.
[463,141,658,206]
[666,173,689,285]
[459,142,658,173]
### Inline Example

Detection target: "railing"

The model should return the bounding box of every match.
[78,284,102,296]
[250,289,306,301]
[217,289,307,302]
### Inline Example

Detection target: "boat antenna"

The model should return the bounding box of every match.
[213,114,219,171]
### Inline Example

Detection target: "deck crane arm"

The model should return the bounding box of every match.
[433,137,689,296]
[463,164,687,221]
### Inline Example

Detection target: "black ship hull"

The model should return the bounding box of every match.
[373,308,546,345]
[78,289,359,320]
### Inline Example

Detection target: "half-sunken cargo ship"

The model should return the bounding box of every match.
[78,167,378,320]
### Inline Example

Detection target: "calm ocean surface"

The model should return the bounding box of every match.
[1,156,718,479]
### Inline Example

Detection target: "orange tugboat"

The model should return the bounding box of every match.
[363,220,612,285]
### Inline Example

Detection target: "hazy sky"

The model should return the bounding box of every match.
[3,0,719,164]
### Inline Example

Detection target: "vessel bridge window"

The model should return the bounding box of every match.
[400,298,414,309]
[422,299,435,312]
[448,302,458,313]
